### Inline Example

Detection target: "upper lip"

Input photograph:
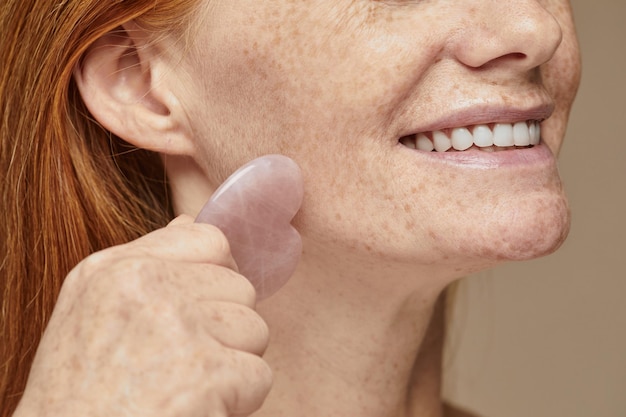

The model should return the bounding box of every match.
[397,101,555,137]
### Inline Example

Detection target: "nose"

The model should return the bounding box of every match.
[450,0,563,71]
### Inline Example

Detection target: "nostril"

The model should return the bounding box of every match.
[508,52,527,61]
[451,4,563,71]
[477,52,528,69]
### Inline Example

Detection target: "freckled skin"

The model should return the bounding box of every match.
[23,4,581,413]
[176,0,580,278]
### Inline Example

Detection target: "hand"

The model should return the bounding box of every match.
[14,216,272,417]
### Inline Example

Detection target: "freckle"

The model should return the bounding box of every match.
[454,199,468,210]
[403,204,411,213]
[411,187,417,194]
[405,220,415,231]
[364,244,372,253]
[335,213,342,221]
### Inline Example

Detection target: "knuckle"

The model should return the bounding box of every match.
[246,309,270,349]
[198,264,254,303]
[61,252,171,321]
[107,256,159,283]
[65,247,121,292]
[71,249,111,280]
[225,305,270,354]
[185,222,229,246]
[70,252,166,299]
[178,223,235,265]
[231,274,257,307]
[257,357,273,386]
[247,355,274,396]
[225,353,273,415]
[195,223,233,260]
[248,356,274,402]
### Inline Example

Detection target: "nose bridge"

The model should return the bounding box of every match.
[450,0,563,70]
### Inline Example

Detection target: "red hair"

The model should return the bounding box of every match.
[0,0,197,413]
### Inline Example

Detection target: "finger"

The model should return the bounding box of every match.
[72,253,256,308]
[214,349,273,416]
[168,214,194,226]
[121,222,239,271]
[138,260,258,308]
[190,302,269,356]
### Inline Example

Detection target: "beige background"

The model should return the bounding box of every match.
[445,1,626,416]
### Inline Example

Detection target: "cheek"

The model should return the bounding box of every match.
[182,1,576,271]
[295,148,570,270]
[540,1,582,155]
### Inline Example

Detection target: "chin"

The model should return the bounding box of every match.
[412,191,571,278]
[480,193,571,263]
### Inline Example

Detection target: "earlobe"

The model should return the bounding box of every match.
[73,24,194,155]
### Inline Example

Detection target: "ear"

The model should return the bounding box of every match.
[73,23,194,155]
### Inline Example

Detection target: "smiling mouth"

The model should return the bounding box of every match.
[399,120,541,152]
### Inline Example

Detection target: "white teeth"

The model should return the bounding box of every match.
[473,125,494,147]
[401,121,541,152]
[493,123,514,147]
[433,131,452,152]
[451,127,474,151]
[416,133,434,151]
[529,122,540,145]
[513,121,530,146]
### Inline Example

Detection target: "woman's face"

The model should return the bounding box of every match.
[176,0,580,274]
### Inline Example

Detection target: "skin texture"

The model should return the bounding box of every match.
[16,1,580,416]
[176,0,580,273]
[16,219,273,417]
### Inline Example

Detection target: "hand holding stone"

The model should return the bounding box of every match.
[195,155,304,300]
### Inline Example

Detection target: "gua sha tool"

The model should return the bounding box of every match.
[195,155,304,300]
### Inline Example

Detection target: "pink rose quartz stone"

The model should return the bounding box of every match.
[195,155,304,300]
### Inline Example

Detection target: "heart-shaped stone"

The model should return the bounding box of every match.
[195,155,304,300]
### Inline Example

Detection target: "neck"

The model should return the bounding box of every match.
[255,240,451,417]
[163,161,457,416]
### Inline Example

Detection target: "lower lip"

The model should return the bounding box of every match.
[401,143,556,169]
